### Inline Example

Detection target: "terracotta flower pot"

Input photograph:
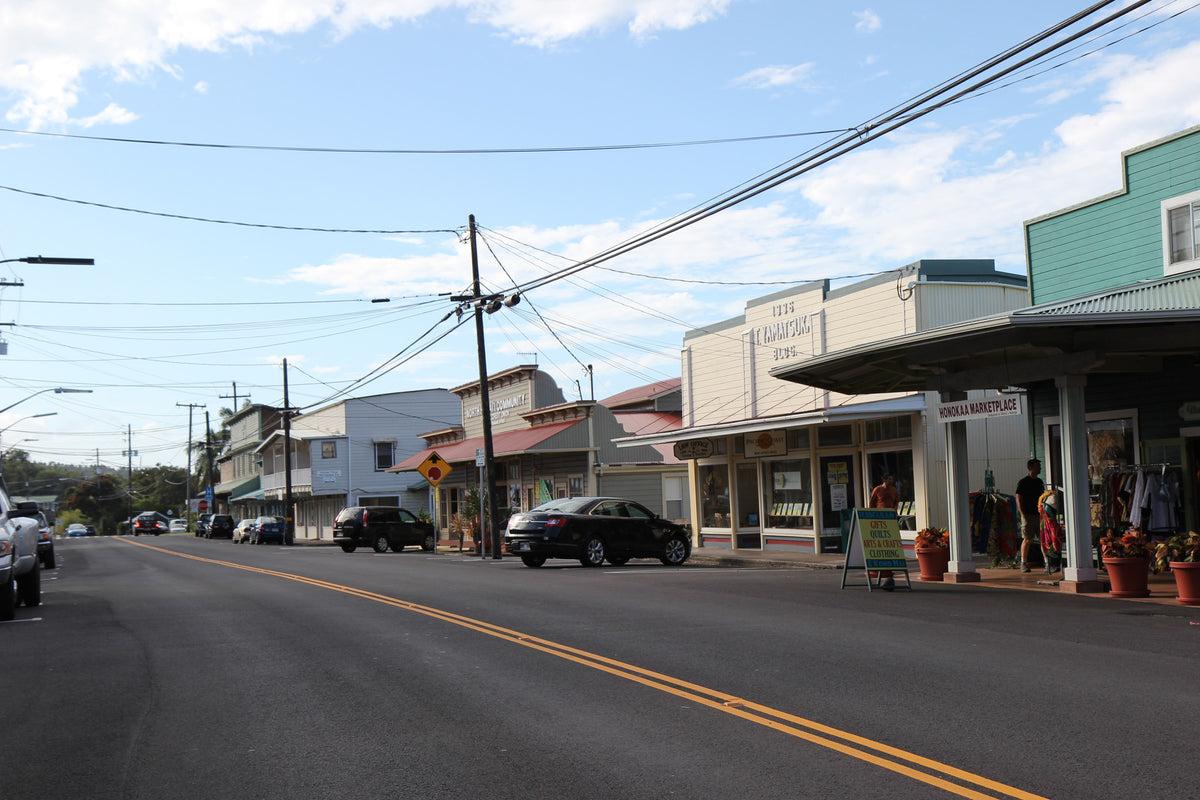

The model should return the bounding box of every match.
[1169,561,1200,606]
[915,546,950,581]
[1102,556,1150,598]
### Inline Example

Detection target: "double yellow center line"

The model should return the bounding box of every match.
[120,538,1049,800]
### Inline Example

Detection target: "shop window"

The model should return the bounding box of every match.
[1045,411,1138,488]
[700,464,731,528]
[568,475,583,496]
[786,428,810,451]
[663,475,684,520]
[373,441,395,471]
[867,450,916,529]
[818,424,854,447]
[321,441,337,459]
[766,458,813,529]
[864,416,912,443]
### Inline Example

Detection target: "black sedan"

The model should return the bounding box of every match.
[504,497,691,568]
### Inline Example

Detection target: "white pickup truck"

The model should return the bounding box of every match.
[0,478,44,621]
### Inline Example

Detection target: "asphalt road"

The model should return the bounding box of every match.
[4,535,1198,800]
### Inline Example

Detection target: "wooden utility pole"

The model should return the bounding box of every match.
[469,215,502,559]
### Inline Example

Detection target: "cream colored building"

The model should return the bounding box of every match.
[621,260,1032,554]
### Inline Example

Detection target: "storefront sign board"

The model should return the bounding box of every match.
[841,508,911,592]
[935,395,1022,423]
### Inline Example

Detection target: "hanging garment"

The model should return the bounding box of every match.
[1038,489,1063,558]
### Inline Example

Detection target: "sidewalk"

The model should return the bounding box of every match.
[683,546,1190,608]
[293,537,1192,608]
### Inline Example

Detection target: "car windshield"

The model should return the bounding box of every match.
[531,498,594,514]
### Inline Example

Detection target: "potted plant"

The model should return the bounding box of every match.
[1154,530,1200,606]
[913,526,950,581]
[1100,528,1154,598]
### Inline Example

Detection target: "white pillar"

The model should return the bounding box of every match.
[1056,375,1102,592]
[942,392,979,582]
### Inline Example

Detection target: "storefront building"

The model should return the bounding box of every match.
[390,366,679,538]
[770,126,1200,591]
[619,260,1030,554]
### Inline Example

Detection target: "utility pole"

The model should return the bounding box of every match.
[177,402,205,524]
[220,382,249,410]
[204,410,214,514]
[123,426,137,531]
[469,215,502,559]
[282,359,294,545]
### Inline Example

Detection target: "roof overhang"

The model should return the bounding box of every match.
[614,395,927,448]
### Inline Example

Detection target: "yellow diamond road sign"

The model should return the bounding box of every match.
[417,451,452,487]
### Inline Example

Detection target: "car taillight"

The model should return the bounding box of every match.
[361,510,369,529]
[545,516,566,528]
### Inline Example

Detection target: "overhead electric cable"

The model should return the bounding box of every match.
[0,184,461,235]
[509,1,1145,296]
[0,126,856,155]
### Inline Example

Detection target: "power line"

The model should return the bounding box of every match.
[0,126,856,156]
[0,184,461,235]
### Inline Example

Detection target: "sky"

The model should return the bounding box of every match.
[2,0,1200,475]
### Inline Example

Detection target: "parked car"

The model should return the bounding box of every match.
[504,497,691,568]
[332,506,436,554]
[132,512,168,536]
[85,525,97,536]
[168,518,188,533]
[195,513,212,537]
[0,480,44,620]
[250,515,286,545]
[207,514,235,539]
[33,512,55,569]
[66,524,88,537]
[232,518,256,544]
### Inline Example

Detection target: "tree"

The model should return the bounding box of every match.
[62,475,127,535]
[131,464,188,516]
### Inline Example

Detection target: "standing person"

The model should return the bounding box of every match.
[1015,458,1045,573]
[870,474,899,590]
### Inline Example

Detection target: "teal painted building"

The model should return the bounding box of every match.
[1025,125,1200,303]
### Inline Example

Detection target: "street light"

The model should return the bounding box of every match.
[0,412,57,437]
[0,256,95,266]
[0,388,93,415]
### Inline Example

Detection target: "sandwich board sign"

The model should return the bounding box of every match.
[841,508,912,592]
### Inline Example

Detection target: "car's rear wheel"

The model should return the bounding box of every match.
[340,544,357,553]
[660,534,690,566]
[580,536,606,567]
[372,534,390,553]
[520,554,547,568]
[606,554,630,566]
[421,532,436,552]
[17,562,40,607]
[42,549,56,570]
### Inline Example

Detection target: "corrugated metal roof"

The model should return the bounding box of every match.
[390,419,583,471]
[1017,268,1200,317]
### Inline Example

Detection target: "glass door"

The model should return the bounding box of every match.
[735,462,761,549]
[819,454,857,552]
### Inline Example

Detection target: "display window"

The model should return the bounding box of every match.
[765,458,814,530]
[700,463,731,528]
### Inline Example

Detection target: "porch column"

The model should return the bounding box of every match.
[942,392,979,582]
[1056,375,1102,593]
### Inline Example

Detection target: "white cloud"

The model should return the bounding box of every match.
[194,81,210,94]
[0,1,734,127]
[733,63,818,91]
[853,9,881,34]
[73,102,138,127]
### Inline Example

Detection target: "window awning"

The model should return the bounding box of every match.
[390,419,584,472]
[229,476,263,503]
[613,395,927,448]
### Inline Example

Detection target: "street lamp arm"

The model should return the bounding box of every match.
[0,256,95,266]
[0,387,93,415]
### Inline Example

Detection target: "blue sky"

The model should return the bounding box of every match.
[2,0,1200,473]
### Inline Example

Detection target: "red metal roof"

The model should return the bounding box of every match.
[390,419,583,471]
[599,378,681,408]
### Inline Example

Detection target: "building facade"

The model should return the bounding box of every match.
[622,260,1031,554]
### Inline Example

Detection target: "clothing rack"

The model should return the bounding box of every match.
[1098,463,1182,534]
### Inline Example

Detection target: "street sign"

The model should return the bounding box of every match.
[475,448,485,467]
[417,451,453,487]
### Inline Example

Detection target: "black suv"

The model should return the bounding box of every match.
[132,512,168,536]
[333,506,436,554]
[206,514,235,539]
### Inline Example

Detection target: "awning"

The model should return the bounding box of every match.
[390,419,583,472]
[613,395,927,448]
[228,475,262,503]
